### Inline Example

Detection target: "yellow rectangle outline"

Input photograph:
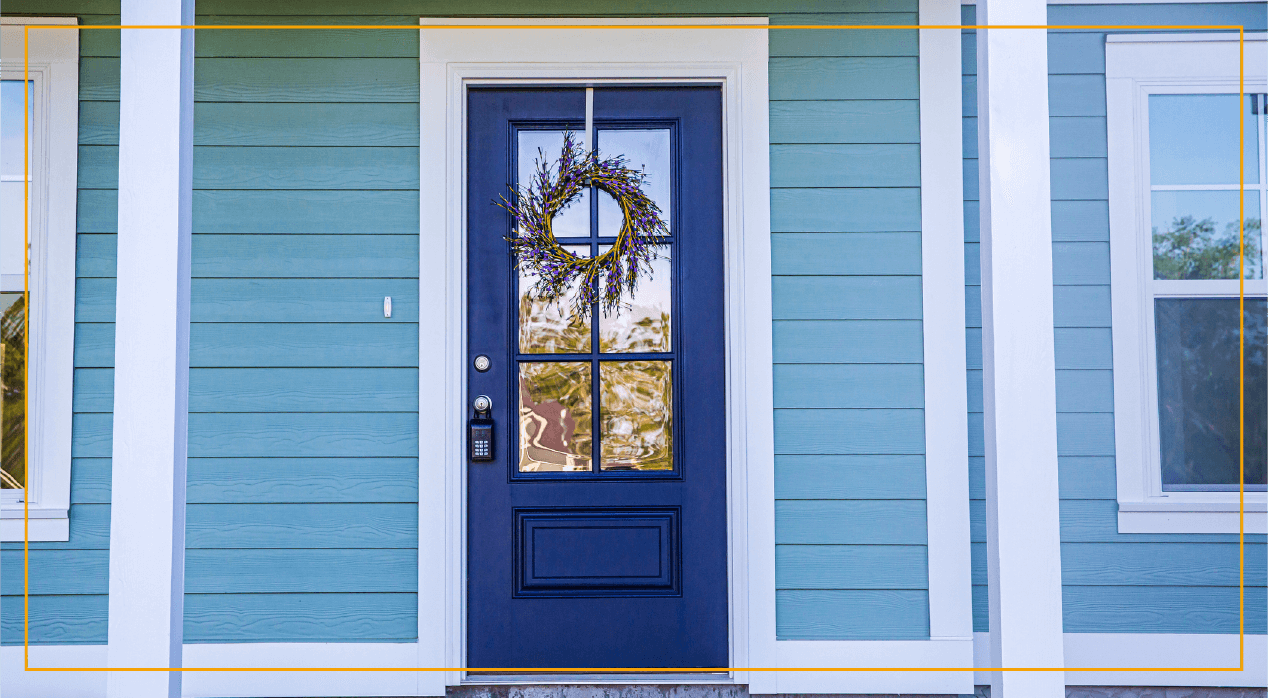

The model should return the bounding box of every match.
[11,20,1255,675]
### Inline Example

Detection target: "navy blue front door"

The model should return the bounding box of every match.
[466,87,727,669]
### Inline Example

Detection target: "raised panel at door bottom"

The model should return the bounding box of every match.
[514,508,680,597]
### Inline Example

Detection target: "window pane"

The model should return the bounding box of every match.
[599,245,671,353]
[519,245,592,354]
[1,80,33,177]
[1,293,25,490]
[597,129,672,237]
[2,81,33,287]
[1152,190,1262,279]
[1156,297,1267,490]
[1149,93,1259,185]
[518,361,592,472]
[600,360,673,471]
[518,130,589,239]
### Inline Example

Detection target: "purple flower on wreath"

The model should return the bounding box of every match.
[498,130,669,319]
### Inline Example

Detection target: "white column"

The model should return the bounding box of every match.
[919,0,974,646]
[975,0,1067,696]
[106,1,194,697]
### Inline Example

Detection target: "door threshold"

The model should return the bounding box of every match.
[462,673,734,684]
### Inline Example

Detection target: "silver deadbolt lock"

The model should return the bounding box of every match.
[474,355,491,372]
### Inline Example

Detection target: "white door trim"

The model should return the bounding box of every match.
[417,17,773,695]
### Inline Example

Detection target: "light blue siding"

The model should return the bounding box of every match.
[962,2,1268,634]
[775,590,930,640]
[765,0,928,641]
[0,8,118,645]
[23,0,937,646]
[184,15,421,643]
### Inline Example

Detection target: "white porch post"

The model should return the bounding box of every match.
[975,0,1067,695]
[106,0,195,696]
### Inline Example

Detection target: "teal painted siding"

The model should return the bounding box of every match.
[13,0,934,645]
[188,0,931,644]
[769,2,929,641]
[962,3,1268,634]
[0,5,119,646]
[184,12,421,643]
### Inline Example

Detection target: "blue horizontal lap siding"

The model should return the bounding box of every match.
[185,18,420,644]
[770,1,928,642]
[961,3,1268,635]
[1,10,117,646]
[20,0,934,646]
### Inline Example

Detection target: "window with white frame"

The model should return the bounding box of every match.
[0,18,80,541]
[1107,34,1268,534]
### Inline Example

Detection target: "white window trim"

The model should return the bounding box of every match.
[971,632,1267,687]
[1107,33,1268,535]
[418,7,973,696]
[0,17,79,542]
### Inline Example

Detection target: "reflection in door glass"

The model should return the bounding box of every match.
[597,129,671,237]
[600,360,673,471]
[600,246,671,353]
[519,361,593,472]
[520,245,592,353]
[518,130,589,238]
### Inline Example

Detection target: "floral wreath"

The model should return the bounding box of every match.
[499,131,668,319]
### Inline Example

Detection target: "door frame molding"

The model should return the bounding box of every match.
[417,17,773,692]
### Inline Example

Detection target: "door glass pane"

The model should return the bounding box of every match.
[519,361,593,472]
[599,245,671,353]
[1152,190,1262,279]
[1150,93,1259,185]
[1155,297,1267,490]
[600,360,672,471]
[519,244,592,354]
[1,293,25,491]
[597,129,671,237]
[518,130,589,239]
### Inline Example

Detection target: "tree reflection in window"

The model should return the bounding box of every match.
[1154,215,1262,280]
[1,294,25,490]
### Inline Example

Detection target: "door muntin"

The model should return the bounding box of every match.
[512,120,684,480]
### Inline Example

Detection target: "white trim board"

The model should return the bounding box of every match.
[1106,34,1268,534]
[417,16,773,696]
[964,0,1267,4]
[1,645,108,698]
[971,633,1268,687]
[0,644,419,698]
[5,636,1265,698]
[0,17,79,543]
[919,0,975,649]
[1107,33,1267,43]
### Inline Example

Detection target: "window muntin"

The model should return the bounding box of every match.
[1147,92,1268,492]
